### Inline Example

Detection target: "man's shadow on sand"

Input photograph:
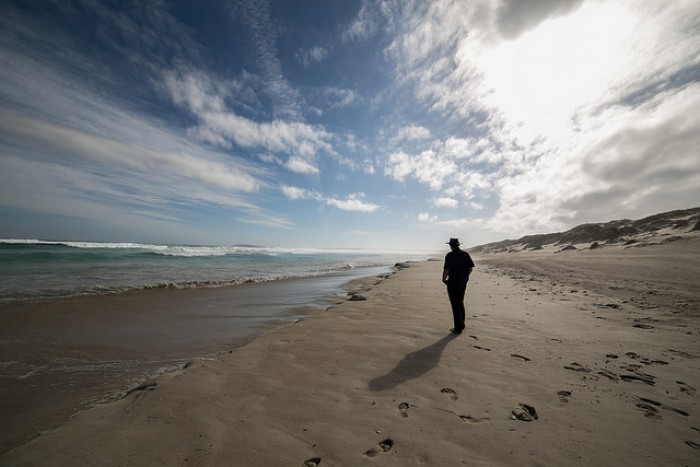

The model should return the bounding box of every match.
[368,333,458,391]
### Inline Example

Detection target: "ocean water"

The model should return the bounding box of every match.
[0,239,431,302]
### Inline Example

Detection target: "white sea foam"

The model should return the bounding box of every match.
[0,239,168,250]
[0,239,427,258]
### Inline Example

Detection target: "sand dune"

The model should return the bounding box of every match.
[471,206,700,253]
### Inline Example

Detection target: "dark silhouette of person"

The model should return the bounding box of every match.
[442,238,475,334]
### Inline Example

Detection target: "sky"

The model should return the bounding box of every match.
[1,0,699,250]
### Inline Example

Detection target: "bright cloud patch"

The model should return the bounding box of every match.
[384,137,499,199]
[394,125,432,142]
[296,46,329,65]
[384,0,700,234]
[282,186,380,213]
[281,185,310,200]
[163,69,332,164]
[433,197,458,208]
[285,156,320,175]
[385,150,457,190]
[326,193,380,212]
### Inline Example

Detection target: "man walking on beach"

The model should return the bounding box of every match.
[442,238,475,334]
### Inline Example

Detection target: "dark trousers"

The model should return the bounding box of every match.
[447,284,467,330]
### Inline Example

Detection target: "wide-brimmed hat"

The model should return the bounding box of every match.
[447,238,460,246]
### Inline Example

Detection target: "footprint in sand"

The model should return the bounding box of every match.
[636,397,689,419]
[397,402,415,419]
[564,362,591,373]
[621,363,643,372]
[620,373,656,386]
[636,399,662,419]
[640,358,668,366]
[473,345,491,351]
[511,354,531,362]
[511,403,538,422]
[364,438,394,457]
[677,381,697,395]
[687,441,700,452]
[440,387,458,401]
[597,369,619,382]
[303,457,321,466]
[557,390,572,403]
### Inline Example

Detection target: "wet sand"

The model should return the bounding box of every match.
[1,240,699,465]
[0,266,391,454]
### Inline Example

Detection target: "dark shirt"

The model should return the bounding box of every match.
[443,249,475,286]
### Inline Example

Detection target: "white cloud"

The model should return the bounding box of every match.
[344,133,359,151]
[258,152,283,165]
[238,214,294,230]
[385,149,457,190]
[296,46,329,65]
[385,0,700,235]
[438,217,479,229]
[470,1,671,144]
[487,82,700,233]
[433,197,458,208]
[446,171,493,200]
[225,0,304,120]
[441,137,493,161]
[342,0,379,42]
[0,24,285,233]
[393,125,432,143]
[418,212,438,222]
[285,156,320,175]
[281,186,309,200]
[0,111,260,192]
[0,147,276,240]
[387,1,469,75]
[384,137,499,197]
[384,151,413,180]
[163,69,333,165]
[494,0,585,40]
[326,193,380,212]
[323,87,360,108]
[163,68,228,114]
[283,187,380,212]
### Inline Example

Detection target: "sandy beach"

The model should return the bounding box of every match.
[2,238,699,465]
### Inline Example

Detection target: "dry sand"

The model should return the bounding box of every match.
[2,239,699,466]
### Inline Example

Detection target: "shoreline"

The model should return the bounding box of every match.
[0,264,399,454]
[2,245,699,465]
[0,264,398,305]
